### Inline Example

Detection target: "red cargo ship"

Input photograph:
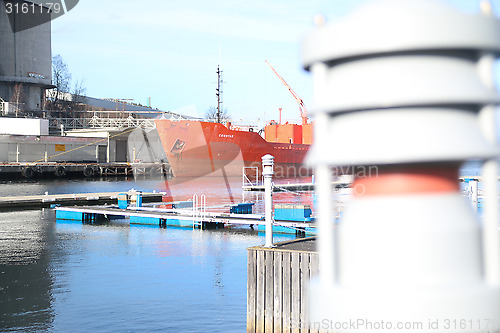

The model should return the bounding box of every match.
[156,64,312,179]
[155,119,311,178]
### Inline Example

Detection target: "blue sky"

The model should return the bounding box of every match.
[51,0,491,123]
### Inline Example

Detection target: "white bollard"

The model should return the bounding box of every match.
[262,154,274,248]
[303,0,500,330]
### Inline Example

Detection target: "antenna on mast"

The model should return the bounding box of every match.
[216,66,224,123]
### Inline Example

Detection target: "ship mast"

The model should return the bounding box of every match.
[216,66,223,123]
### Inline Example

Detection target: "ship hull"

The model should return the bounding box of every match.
[155,119,310,178]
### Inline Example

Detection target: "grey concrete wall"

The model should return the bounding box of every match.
[0,0,52,110]
[0,135,108,163]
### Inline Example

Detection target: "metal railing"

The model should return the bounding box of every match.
[242,166,259,187]
[88,116,156,129]
[48,115,157,131]
[192,194,207,228]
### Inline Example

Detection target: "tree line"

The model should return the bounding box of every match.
[46,55,231,121]
[47,54,87,117]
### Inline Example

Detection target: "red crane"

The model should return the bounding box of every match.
[265,60,308,125]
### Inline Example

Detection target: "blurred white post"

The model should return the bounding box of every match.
[303,0,500,327]
[311,62,337,285]
[315,162,335,283]
[262,154,274,248]
[478,84,500,285]
[478,0,500,285]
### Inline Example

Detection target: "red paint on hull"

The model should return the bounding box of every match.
[155,119,310,178]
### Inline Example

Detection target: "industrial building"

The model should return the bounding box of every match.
[0,118,110,163]
[0,0,52,113]
[0,2,177,179]
[0,118,169,173]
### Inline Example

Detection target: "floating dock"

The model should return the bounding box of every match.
[0,162,172,179]
[244,183,315,192]
[0,191,165,209]
[55,204,316,235]
[243,176,498,192]
[243,180,350,192]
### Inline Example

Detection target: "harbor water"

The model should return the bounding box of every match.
[0,175,311,332]
[0,161,484,332]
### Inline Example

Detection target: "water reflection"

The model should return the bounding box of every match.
[0,177,307,332]
[0,161,486,331]
[0,210,54,332]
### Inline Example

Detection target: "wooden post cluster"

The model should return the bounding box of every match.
[247,240,321,333]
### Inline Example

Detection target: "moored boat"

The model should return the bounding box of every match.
[155,119,310,178]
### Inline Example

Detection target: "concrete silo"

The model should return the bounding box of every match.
[0,0,52,113]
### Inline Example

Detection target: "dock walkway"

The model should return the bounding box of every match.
[0,162,172,179]
[243,180,350,192]
[243,176,491,192]
[55,205,316,233]
[0,191,165,209]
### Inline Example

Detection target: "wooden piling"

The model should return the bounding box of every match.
[247,237,319,333]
